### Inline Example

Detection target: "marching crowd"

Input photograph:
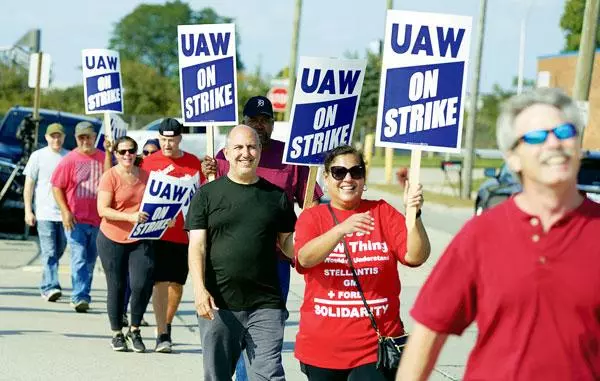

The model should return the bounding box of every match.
[22,89,600,380]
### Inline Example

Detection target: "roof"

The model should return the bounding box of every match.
[537,48,600,60]
[8,106,101,124]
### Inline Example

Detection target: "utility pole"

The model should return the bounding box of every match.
[573,0,599,102]
[384,0,394,184]
[461,0,487,199]
[285,0,303,121]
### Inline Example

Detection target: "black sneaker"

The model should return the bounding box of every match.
[111,332,127,352]
[126,329,146,353]
[122,314,129,327]
[155,333,172,353]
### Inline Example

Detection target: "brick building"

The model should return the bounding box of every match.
[537,50,600,149]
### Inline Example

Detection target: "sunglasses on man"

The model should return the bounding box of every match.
[116,148,137,155]
[512,123,577,149]
[329,165,366,181]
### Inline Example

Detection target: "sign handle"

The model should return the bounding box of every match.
[302,166,318,210]
[405,149,422,230]
[103,112,112,143]
[206,124,215,182]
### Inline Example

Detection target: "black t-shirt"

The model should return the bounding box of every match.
[185,176,297,310]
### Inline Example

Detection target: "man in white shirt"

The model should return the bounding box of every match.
[23,123,69,301]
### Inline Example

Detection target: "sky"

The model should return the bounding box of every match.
[1,0,567,93]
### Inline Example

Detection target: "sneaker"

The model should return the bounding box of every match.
[122,314,129,327]
[111,332,127,352]
[42,289,62,302]
[70,300,89,313]
[140,317,149,327]
[155,333,172,353]
[126,329,146,353]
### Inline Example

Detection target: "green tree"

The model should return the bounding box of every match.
[109,1,244,78]
[43,86,85,114]
[355,51,382,139]
[236,70,270,121]
[0,62,32,111]
[560,0,600,51]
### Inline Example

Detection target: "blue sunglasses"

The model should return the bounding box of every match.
[512,123,578,149]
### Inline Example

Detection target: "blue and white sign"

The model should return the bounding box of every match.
[283,57,366,166]
[82,49,124,114]
[177,23,238,127]
[375,10,472,153]
[95,115,128,151]
[129,172,198,240]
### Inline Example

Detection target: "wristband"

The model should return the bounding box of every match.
[416,209,422,219]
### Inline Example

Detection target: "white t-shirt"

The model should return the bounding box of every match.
[23,146,69,221]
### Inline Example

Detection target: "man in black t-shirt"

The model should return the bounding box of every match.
[185,125,296,381]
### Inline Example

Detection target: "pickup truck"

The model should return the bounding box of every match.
[0,106,101,237]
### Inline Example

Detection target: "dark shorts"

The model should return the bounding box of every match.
[153,240,188,285]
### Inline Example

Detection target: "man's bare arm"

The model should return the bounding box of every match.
[23,176,36,226]
[277,232,294,259]
[188,229,216,320]
[395,322,448,381]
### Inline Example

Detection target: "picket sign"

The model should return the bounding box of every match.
[177,23,238,183]
[103,112,112,144]
[375,10,472,229]
[282,57,367,209]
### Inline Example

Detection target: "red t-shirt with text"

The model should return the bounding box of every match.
[294,200,412,369]
[140,151,203,244]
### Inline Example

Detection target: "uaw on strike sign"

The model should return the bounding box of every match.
[376,10,472,152]
[178,23,238,126]
[283,57,366,165]
[82,49,124,114]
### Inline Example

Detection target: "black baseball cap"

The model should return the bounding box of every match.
[243,96,274,119]
[159,118,182,137]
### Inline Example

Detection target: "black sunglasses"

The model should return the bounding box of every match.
[143,150,157,156]
[116,148,136,155]
[329,165,366,181]
[512,123,578,149]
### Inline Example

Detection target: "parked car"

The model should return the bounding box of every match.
[0,106,102,237]
[474,150,600,215]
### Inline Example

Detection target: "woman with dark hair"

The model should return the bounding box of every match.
[96,136,154,352]
[294,145,431,380]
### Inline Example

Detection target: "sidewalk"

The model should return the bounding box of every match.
[0,188,475,381]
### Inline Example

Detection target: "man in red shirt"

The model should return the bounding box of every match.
[140,118,203,353]
[397,88,600,380]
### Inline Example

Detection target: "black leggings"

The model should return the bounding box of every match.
[300,362,395,381]
[97,231,154,331]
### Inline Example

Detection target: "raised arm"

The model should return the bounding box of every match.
[403,183,431,266]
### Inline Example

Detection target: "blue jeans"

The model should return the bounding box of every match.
[65,223,99,303]
[235,259,290,381]
[37,220,67,294]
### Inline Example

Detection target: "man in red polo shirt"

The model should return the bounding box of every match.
[397,88,600,380]
[141,118,203,353]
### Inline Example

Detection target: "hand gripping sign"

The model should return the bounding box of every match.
[82,49,124,114]
[95,114,128,151]
[177,23,238,126]
[129,171,198,240]
[283,57,366,166]
[375,10,472,153]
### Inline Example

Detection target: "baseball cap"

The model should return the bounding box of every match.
[74,121,95,137]
[243,96,274,119]
[159,118,182,137]
[45,123,65,136]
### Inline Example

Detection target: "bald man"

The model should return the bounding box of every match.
[185,125,296,381]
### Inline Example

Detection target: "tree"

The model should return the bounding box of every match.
[109,1,244,78]
[354,51,382,140]
[0,62,32,111]
[560,0,600,51]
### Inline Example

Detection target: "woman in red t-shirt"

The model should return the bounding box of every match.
[294,145,431,380]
